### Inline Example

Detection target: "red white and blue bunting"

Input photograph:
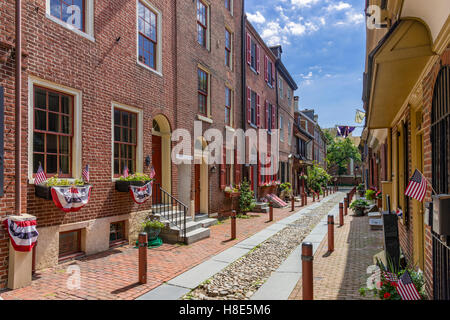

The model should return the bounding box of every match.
[129,181,153,204]
[2,219,39,252]
[51,185,92,213]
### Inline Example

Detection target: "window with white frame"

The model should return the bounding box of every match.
[28,77,82,182]
[279,115,284,142]
[46,0,94,40]
[137,0,162,74]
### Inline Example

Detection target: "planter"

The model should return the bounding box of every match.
[377,198,382,209]
[144,227,162,240]
[225,192,240,199]
[35,184,92,200]
[354,207,366,216]
[115,180,151,192]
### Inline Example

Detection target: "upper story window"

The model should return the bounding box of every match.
[279,79,283,97]
[225,87,232,126]
[288,121,291,146]
[250,40,257,70]
[225,0,232,12]
[197,0,208,48]
[250,91,257,125]
[266,102,273,132]
[246,33,260,73]
[280,115,284,141]
[33,86,73,177]
[267,60,274,86]
[198,68,209,115]
[138,1,158,70]
[225,29,232,68]
[50,0,85,32]
[114,108,137,176]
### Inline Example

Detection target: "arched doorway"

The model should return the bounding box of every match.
[152,115,171,199]
[194,138,208,214]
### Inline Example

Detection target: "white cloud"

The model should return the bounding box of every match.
[286,21,306,36]
[247,11,266,24]
[291,0,321,8]
[326,1,352,12]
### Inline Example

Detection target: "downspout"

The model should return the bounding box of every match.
[241,1,246,175]
[15,0,22,215]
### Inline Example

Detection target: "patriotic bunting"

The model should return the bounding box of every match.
[51,185,92,213]
[2,218,39,252]
[129,181,153,204]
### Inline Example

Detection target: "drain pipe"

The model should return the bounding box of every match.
[15,0,22,215]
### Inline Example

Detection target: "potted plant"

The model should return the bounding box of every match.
[350,199,370,216]
[376,190,383,208]
[115,173,152,192]
[365,189,376,202]
[357,183,365,197]
[35,175,88,200]
[239,179,256,214]
[279,182,293,200]
[141,219,165,240]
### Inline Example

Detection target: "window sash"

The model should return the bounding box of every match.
[225,87,232,126]
[33,86,74,177]
[114,109,137,176]
[50,0,86,32]
[197,0,207,47]
[251,91,256,125]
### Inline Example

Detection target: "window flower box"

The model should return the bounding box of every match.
[115,173,152,192]
[34,177,88,200]
[225,191,240,199]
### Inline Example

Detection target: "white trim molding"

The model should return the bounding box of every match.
[111,102,144,180]
[27,76,83,184]
[45,0,95,42]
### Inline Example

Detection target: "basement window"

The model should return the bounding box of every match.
[110,221,126,246]
[59,229,83,260]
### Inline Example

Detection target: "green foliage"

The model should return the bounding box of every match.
[239,178,256,214]
[141,220,165,230]
[349,199,369,209]
[119,172,152,182]
[357,183,365,191]
[365,189,376,200]
[306,164,332,194]
[46,175,85,187]
[280,182,292,192]
[326,137,361,176]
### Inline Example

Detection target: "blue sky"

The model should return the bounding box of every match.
[245,0,366,136]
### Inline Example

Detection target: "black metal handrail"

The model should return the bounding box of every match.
[152,183,187,241]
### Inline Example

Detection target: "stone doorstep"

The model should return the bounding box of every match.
[369,218,383,230]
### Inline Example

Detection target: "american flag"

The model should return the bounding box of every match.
[405,169,428,202]
[150,166,156,179]
[396,271,421,300]
[123,165,129,178]
[382,270,398,282]
[35,163,47,185]
[82,164,89,182]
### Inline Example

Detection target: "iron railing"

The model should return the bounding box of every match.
[152,183,187,241]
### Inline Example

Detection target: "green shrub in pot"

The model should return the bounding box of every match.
[350,199,369,216]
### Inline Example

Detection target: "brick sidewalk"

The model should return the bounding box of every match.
[289,210,384,300]
[0,197,319,300]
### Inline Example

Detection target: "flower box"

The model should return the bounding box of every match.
[225,191,240,199]
[115,180,151,193]
[35,183,92,200]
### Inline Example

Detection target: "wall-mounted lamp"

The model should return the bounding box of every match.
[145,155,151,167]
[210,165,217,173]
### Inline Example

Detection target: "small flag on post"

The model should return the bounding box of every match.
[34,162,47,185]
[405,169,428,202]
[82,164,90,182]
[396,271,421,300]
[123,165,129,178]
[150,166,156,179]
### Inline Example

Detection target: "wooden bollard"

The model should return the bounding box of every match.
[328,215,334,253]
[339,202,344,227]
[301,193,305,207]
[231,210,237,239]
[138,232,148,284]
[301,242,314,300]
[291,196,295,212]
[305,193,308,206]
[269,203,273,222]
[344,197,348,216]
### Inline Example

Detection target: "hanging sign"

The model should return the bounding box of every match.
[3,218,39,252]
[51,185,92,213]
[129,181,153,204]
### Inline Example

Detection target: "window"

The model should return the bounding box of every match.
[225,0,231,12]
[110,221,126,245]
[138,1,157,70]
[267,103,273,131]
[198,68,208,115]
[279,79,283,97]
[288,121,291,145]
[280,115,284,142]
[225,87,232,126]
[197,0,208,48]
[225,29,232,68]
[267,60,274,86]
[251,91,257,125]
[114,108,137,176]
[50,0,85,32]
[250,40,257,70]
[33,86,73,177]
[59,230,82,258]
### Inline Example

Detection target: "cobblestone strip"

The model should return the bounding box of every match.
[182,195,344,300]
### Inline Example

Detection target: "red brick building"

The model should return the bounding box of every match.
[243,19,278,201]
